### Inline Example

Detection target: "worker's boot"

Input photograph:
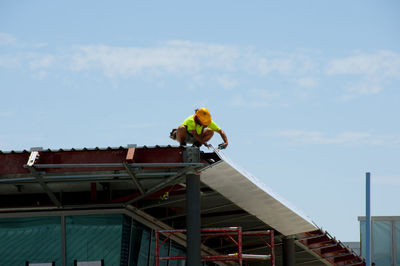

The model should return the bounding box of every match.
[192,141,201,148]
[169,128,177,140]
[179,142,187,147]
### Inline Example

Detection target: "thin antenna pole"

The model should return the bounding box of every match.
[366,172,371,266]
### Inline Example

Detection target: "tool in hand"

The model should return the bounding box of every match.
[218,143,227,150]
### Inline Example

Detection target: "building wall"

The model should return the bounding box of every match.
[0,214,192,266]
[0,216,62,265]
[360,217,400,266]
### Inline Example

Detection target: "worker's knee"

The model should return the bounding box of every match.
[177,126,186,136]
[203,129,214,141]
[176,126,187,142]
[204,128,214,136]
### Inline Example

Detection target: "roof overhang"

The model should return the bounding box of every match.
[200,150,316,236]
[0,145,365,265]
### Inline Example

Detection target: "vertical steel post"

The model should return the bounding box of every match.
[282,236,295,266]
[184,147,201,266]
[366,172,371,266]
[270,230,275,266]
[155,230,159,266]
[186,172,201,266]
[61,215,66,266]
[238,227,242,266]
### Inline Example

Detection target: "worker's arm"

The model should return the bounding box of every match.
[217,129,228,148]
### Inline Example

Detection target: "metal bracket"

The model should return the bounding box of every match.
[27,151,40,166]
[183,147,200,163]
[26,151,62,208]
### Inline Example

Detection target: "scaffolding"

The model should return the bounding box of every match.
[155,227,275,266]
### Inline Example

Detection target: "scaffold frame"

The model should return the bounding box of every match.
[155,227,275,266]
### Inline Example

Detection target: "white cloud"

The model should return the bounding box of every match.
[326,51,400,98]
[1,38,398,104]
[296,77,317,88]
[0,54,21,68]
[33,42,48,48]
[229,89,278,108]
[217,75,238,89]
[0,33,17,45]
[0,53,55,70]
[68,42,323,81]
[270,130,392,146]
[326,51,400,77]
[29,55,54,69]
[250,88,279,99]
[255,57,293,75]
[30,70,48,80]
[244,50,319,77]
[341,78,383,101]
[70,41,240,78]
[229,95,267,108]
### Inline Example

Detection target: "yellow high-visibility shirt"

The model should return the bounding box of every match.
[181,115,221,135]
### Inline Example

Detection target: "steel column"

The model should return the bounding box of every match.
[366,172,371,266]
[155,230,160,266]
[185,146,201,266]
[61,215,66,266]
[186,172,201,266]
[283,237,295,266]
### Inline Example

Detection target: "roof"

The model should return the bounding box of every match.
[0,145,365,265]
[358,216,400,221]
[200,150,316,235]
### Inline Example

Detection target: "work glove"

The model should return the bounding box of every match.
[218,143,227,150]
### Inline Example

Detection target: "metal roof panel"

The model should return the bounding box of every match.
[200,150,317,236]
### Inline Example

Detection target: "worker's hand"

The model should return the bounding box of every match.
[203,143,210,148]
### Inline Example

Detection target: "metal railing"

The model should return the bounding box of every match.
[155,227,275,266]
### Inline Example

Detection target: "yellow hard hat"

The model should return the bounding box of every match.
[196,107,211,126]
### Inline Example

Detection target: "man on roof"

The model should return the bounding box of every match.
[170,108,228,149]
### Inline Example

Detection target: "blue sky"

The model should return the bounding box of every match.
[1,1,399,241]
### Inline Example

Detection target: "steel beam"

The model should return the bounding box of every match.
[123,161,145,194]
[25,162,204,168]
[141,191,218,211]
[309,243,338,250]
[297,233,326,241]
[202,213,252,227]
[160,202,234,221]
[27,166,62,207]
[124,167,192,205]
[0,172,180,184]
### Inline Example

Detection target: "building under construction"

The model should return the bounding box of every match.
[0,145,365,265]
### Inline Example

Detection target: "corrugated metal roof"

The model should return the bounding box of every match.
[0,145,179,154]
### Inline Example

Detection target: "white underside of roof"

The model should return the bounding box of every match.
[200,150,317,236]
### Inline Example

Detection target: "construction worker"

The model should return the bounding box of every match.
[170,108,228,149]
